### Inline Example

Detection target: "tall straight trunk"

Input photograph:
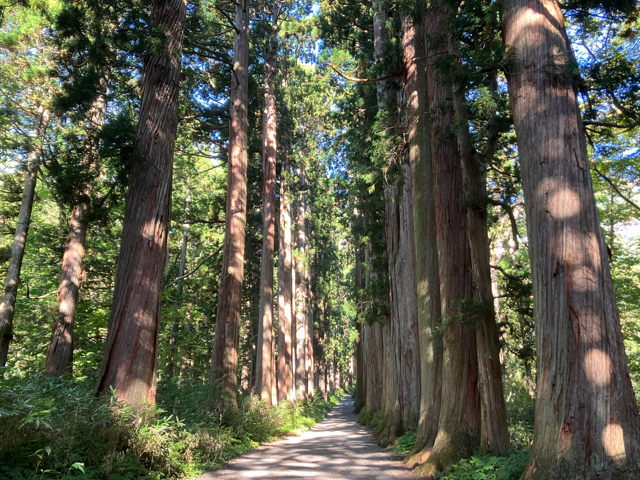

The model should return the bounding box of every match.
[503,0,640,477]
[364,321,383,414]
[384,165,421,437]
[371,0,402,440]
[254,31,277,405]
[306,267,314,397]
[293,173,307,398]
[209,0,250,409]
[419,0,480,471]
[354,245,366,412]
[95,0,187,406]
[0,105,49,367]
[46,92,105,377]
[165,184,190,379]
[403,16,443,465]
[446,35,510,455]
[277,159,294,403]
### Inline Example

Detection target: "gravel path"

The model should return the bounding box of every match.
[200,394,422,479]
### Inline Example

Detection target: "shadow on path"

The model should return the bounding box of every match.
[200,394,423,479]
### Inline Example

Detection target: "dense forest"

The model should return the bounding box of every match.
[0,0,640,478]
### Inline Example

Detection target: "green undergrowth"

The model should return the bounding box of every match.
[433,450,530,480]
[391,428,416,455]
[0,371,343,479]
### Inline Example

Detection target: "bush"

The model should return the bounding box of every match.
[434,450,530,480]
[0,373,342,479]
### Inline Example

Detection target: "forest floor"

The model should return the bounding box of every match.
[199,394,423,479]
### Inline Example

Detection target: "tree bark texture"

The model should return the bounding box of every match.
[0,105,49,367]
[306,267,314,397]
[254,33,277,405]
[294,174,307,399]
[446,35,510,455]
[95,0,187,406]
[46,92,105,377]
[165,184,190,379]
[503,0,640,477]
[402,16,444,464]
[277,159,295,403]
[354,246,366,413]
[209,0,250,409]
[364,321,383,414]
[419,0,481,471]
[385,166,421,435]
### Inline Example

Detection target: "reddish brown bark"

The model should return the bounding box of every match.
[354,246,366,413]
[165,184,190,379]
[0,105,49,367]
[306,267,314,398]
[277,159,294,403]
[254,31,277,405]
[293,172,307,399]
[419,0,480,471]
[45,202,88,376]
[209,0,250,409]
[445,35,510,455]
[503,0,640,477]
[46,92,105,377]
[402,16,443,465]
[95,0,187,406]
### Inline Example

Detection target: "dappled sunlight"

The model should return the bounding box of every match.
[541,179,581,219]
[584,348,612,386]
[206,395,419,479]
[602,423,626,462]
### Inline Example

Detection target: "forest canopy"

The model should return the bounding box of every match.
[1,0,640,479]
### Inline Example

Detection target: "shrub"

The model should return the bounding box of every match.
[0,373,342,479]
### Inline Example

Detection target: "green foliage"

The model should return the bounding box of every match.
[392,428,416,455]
[434,450,530,480]
[0,374,343,479]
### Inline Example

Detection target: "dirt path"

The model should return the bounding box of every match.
[200,394,422,479]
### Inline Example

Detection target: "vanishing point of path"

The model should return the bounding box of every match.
[201,394,423,479]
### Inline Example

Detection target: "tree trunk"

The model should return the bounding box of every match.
[402,16,444,465]
[0,105,49,367]
[46,88,107,377]
[419,0,481,471]
[293,172,307,399]
[209,0,249,409]
[442,35,510,455]
[46,91,105,377]
[502,0,640,476]
[364,321,383,414]
[372,0,404,442]
[254,31,277,405]
[165,184,190,379]
[385,166,421,436]
[354,241,366,413]
[306,267,314,398]
[277,159,294,403]
[95,0,187,406]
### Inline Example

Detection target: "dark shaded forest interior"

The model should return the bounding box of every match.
[1,0,640,478]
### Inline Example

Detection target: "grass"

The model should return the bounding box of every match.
[0,372,343,479]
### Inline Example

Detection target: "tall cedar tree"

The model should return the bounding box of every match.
[502,0,640,477]
[446,19,510,456]
[278,159,295,402]
[0,105,49,366]
[402,14,444,464]
[294,170,307,398]
[419,0,481,471]
[95,0,187,406]
[209,0,250,409]
[46,91,106,376]
[254,28,277,405]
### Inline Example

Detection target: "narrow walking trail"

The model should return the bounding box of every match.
[202,394,422,479]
